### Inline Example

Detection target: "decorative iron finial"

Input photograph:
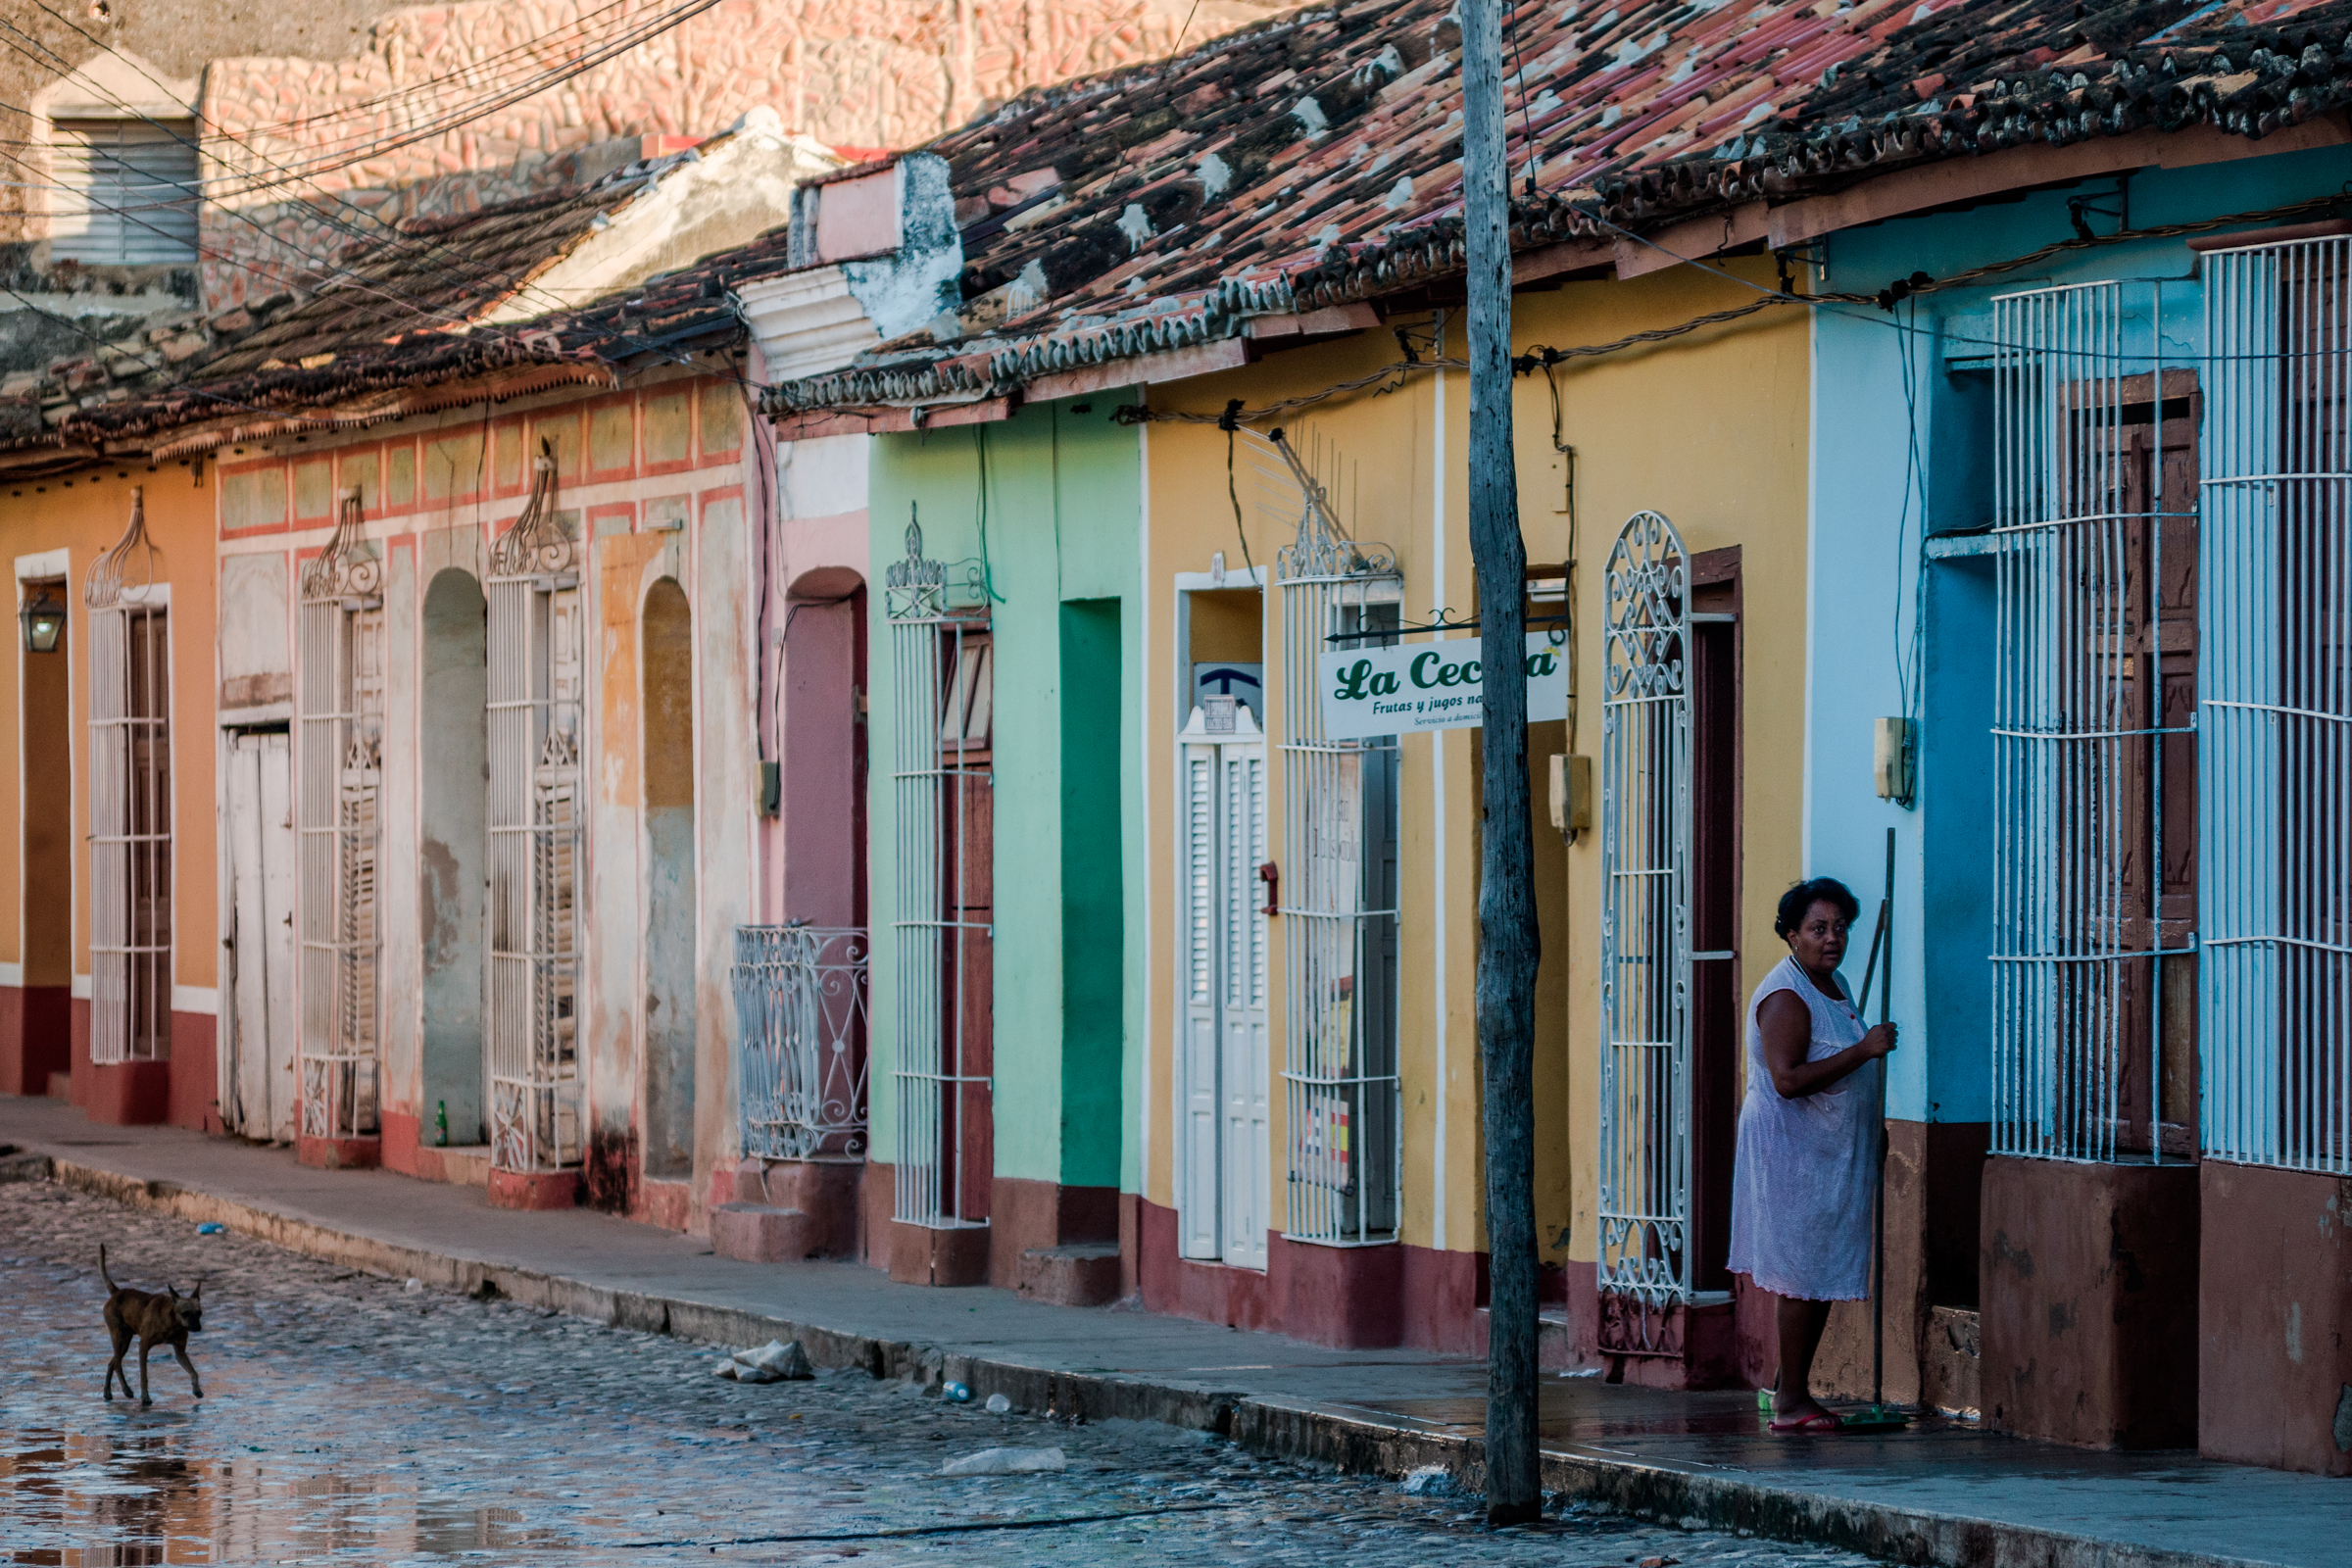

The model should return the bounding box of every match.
[1270,428,1395,582]
[84,485,156,609]
[301,487,381,600]
[489,440,573,577]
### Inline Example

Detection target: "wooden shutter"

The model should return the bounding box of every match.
[1217,726,1271,1271]
[1178,735,1223,1258]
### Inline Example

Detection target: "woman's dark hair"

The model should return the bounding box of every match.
[1775,877,1860,939]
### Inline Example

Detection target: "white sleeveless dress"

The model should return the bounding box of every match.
[1726,954,1879,1301]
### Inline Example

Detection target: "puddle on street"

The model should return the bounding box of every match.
[0,1190,1188,1566]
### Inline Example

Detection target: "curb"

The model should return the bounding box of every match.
[8,1152,2276,1568]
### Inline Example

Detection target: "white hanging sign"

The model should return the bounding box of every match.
[1318,633,1567,740]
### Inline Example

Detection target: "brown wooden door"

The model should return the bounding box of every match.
[1689,560,1740,1292]
[937,631,995,1223]
[2106,380,2199,1154]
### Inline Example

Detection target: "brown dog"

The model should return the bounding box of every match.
[99,1245,204,1406]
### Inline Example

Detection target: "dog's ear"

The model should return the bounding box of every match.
[192,1278,203,1299]
[168,1284,179,1298]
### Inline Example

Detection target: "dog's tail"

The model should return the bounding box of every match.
[99,1243,116,1292]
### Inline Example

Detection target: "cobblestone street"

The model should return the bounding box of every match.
[0,1183,1886,1567]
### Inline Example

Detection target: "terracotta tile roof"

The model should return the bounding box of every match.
[770,0,2352,413]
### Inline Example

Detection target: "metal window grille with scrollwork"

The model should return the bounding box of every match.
[732,923,869,1161]
[489,445,584,1173]
[1597,508,1693,1354]
[85,487,171,1066]
[298,488,384,1144]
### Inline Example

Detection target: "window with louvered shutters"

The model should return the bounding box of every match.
[49,118,198,267]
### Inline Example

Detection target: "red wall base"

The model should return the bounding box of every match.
[1982,1154,2198,1448]
[2199,1159,2352,1474]
[0,984,69,1097]
[382,1110,421,1176]
[1132,1196,1487,1350]
[297,1134,380,1170]
[488,1167,581,1211]
[61,1000,214,1129]
[167,1011,218,1133]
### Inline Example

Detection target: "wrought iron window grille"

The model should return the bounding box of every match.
[886,511,995,1231]
[489,447,584,1172]
[84,488,171,1067]
[298,488,385,1145]
[1266,427,1402,1250]
[732,924,870,1162]
[1596,508,1694,1352]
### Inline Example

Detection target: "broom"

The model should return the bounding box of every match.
[1842,827,1911,1432]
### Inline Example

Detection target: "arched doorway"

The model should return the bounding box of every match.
[642,577,696,1180]
[419,568,487,1147]
[782,567,866,932]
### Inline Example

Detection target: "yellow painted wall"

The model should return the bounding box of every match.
[1140,257,1809,1269]
[0,460,219,989]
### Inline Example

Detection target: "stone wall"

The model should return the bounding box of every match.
[197,0,1290,309]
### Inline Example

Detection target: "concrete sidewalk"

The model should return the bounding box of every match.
[1,1095,2338,1568]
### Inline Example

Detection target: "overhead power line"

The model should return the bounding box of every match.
[2,4,740,371]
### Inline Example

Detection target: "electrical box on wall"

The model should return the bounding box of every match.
[1547,754,1592,837]
[759,760,781,816]
[1874,717,1916,808]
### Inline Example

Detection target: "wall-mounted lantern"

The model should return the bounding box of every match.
[19,584,65,654]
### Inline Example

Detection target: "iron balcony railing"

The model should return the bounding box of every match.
[732,923,869,1162]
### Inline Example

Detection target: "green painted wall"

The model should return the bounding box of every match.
[866,396,1141,1194]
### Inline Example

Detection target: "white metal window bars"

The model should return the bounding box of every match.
[489,446,584,1172]
[885,514,993,1229]
[1596,509,1692,1353]
[1990,280,2198,1164]
[731,923,870,1160]
[298,488,385,1144]
[1175,697,1271,1265]
[1268,428,1402,1248]
[85,486,171,1065]
[2203,233,2352,1172]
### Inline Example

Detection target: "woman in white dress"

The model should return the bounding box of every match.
[1727,877,1898,1432]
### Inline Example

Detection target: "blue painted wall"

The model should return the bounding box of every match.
[1806,144,2350,1124]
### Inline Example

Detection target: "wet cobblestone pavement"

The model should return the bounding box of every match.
[1,1182,1884,1566]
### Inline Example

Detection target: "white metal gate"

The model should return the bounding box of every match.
[488,452,583,1172]
[298,489,384,1144]
[1597,509,1692,1337]
[885,516,991,1229]
[85,489,171,1066]
[1269,430,1401,1248]
[731,923,870,1161]
[2202,232,2352,1172]
[222,729,296,1139]
[1176,701,1271,1265]
[1989,280,2197,1163]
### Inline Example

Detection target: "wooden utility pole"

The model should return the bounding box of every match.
[1461,0,1541,1527]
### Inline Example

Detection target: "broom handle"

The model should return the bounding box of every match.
[1873,827,1893,1409]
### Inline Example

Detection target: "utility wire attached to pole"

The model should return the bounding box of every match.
[1461,0,1541,1526]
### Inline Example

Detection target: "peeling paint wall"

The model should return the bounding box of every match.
[213,365,762,1217]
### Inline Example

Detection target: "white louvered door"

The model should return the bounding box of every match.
[1175,703,1270,1268]
[1217,726,1270,1271]
[1179,737,1222,1258]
